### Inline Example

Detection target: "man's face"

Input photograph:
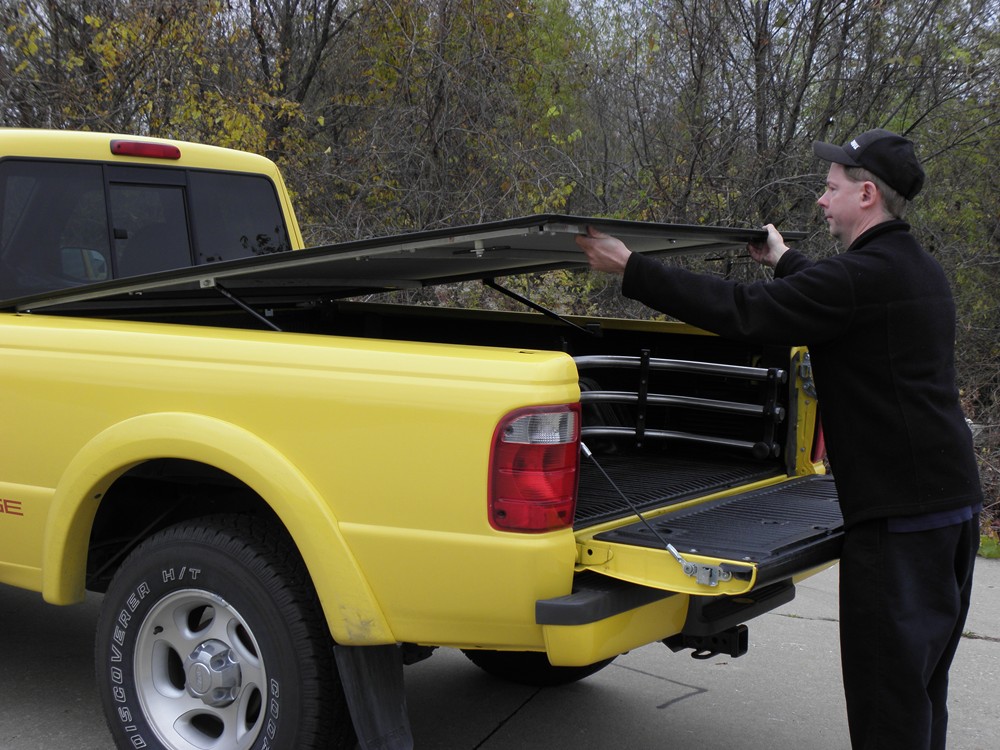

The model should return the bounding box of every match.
[816,163,866,246]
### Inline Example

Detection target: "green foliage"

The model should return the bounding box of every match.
[981,535,1000,560]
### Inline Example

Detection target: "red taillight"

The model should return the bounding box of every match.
[488,404,580,532]
[110,139,182,160]
[811,414,827,464]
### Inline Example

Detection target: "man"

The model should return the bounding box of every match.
[576,129,982,750]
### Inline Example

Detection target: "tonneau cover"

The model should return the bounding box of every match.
[2,214,803,312]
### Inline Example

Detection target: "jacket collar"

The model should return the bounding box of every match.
[847,219,911,252]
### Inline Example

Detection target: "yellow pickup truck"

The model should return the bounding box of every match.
[0,129,841,750]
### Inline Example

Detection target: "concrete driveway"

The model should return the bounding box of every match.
[2,560,997,749]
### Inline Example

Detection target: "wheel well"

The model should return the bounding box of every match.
[85,458,279,593]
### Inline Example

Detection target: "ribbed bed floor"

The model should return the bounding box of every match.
[575,449,781,527]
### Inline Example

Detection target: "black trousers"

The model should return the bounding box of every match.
[839,515,979,750]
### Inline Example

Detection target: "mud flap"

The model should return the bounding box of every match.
[334,644,414,750]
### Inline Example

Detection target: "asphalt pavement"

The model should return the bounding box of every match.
[2,559,997,749]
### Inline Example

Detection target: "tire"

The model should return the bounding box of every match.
[95,515,356,750]
[461,649,616,687]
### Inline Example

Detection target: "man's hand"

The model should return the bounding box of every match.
[747,224,789,268]
[575,226,632,274]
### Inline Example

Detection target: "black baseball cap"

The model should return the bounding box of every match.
[813,128,925,200]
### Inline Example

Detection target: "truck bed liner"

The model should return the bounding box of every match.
[575,450,782,527]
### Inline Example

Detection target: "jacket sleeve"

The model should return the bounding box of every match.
[621,251,855,346]
[774,248,814,277]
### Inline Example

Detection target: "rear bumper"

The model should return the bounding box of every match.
[536,574,688,666]
[536,569,813,667]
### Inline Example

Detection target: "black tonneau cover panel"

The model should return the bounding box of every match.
[3,214,802,312]
[595,475,842,587]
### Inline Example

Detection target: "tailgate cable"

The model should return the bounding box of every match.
[580,442,733,587]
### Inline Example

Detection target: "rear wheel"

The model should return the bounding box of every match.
[462,649,616,687]
[95,515,356,750]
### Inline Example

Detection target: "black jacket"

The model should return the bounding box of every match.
[622,220,982,527]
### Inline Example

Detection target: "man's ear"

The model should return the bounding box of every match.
[859,180,879,208]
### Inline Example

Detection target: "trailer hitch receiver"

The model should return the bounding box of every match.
[663,624,749,659]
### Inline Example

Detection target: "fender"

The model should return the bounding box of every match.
[41,412,394,645]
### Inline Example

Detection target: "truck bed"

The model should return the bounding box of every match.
[575,448,781,527]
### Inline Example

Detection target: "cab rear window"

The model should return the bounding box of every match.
[0,158,290,300]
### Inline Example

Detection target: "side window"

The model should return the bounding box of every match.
[188,172,290,263]
[0,160,111,298]
[109,183,193,276]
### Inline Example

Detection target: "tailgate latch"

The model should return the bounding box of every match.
[665,544,733,587]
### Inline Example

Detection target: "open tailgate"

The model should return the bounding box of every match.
[575,475,842,597]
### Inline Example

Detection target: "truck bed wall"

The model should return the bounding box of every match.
[79,297,795,521]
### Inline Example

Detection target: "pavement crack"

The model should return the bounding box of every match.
[776,613,997,643]
[473,687,543,749]
[962,631,1000,643]
[775,612,839,623]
